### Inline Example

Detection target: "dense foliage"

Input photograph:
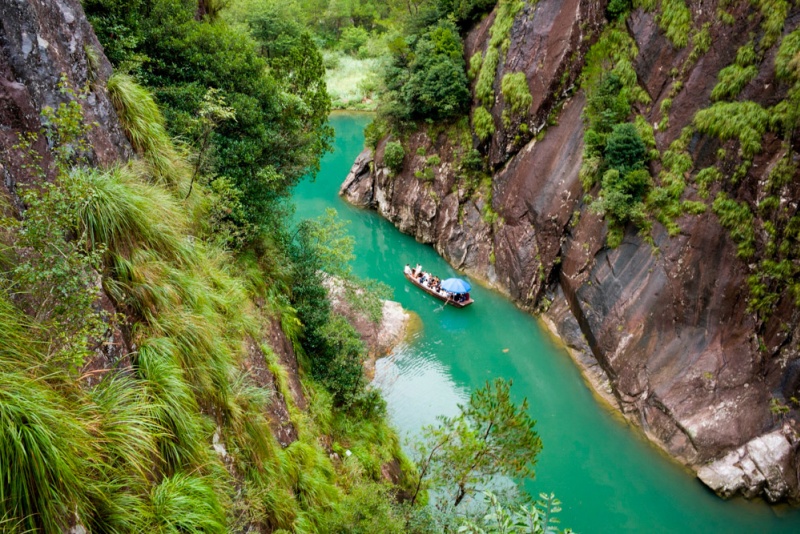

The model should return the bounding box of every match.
[381,20,471,122]
[84,0,332,241]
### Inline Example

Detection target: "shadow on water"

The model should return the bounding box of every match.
[292,113,800,533]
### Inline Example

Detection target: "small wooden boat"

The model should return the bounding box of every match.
[404,269,474,308]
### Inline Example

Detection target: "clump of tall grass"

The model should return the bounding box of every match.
[658,0,692,48]
[0,367,93,532]
[150,472,226,533]
[136,337,209,471]
[74,165,191,261]
[472,105,496,141]
[755,0,789,49]
[711,42,758,101]
[693,101,769,159]
[107,73,189,185]
[775,28,800,80]
[500,72,532,115]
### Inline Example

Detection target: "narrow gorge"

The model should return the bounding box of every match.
[341,0,800,503]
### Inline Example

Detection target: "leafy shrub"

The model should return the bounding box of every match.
[583,73,631,159]
[607,0,632,19]
[462,148,486,171]
[472,106,496,141]
[364,117,389,149]
[339,26,370,54]
[501,72,533,115]
[605,122,647,174]
[593,166,652,247]
[383,141,406,173]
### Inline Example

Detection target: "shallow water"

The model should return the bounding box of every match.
[292,112,800,533]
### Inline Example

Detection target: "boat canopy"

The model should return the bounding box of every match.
[440,278,471,294]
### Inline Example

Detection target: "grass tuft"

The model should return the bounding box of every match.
[107,73,189,185]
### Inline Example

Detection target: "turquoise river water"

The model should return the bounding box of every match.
[292,113,800,533]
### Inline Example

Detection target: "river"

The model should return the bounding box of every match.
[292,112,800,533]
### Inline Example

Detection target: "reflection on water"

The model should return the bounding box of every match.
[373,337,467,436]
[292,112,800,534]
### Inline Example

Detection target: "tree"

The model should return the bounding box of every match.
[410,378,542,508]
[604,122,647,175]
[400,21,470,120]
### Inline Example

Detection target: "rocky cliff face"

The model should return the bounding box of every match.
[0,0,306,455]
[0,0,131,187]
[342,0,800,503]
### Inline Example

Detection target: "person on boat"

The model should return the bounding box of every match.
[415,264,422,273]
[405,264,412,275]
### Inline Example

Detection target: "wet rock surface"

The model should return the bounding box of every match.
[342,0,800,502]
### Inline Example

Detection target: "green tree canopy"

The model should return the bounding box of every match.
[410,378,542,508]
[604,122,647,175]
[386,20,470,121]
[84,0,332,242]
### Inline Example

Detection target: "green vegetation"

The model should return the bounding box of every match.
[384,140,407,173]
[475,46,501,107]
[711,42,758,101]
[85,0,333,242]
[381,20,471,122]
[471,0,526,130]
[459,491,572,534]
[607,0,632,19]
[754,0,790,49]
[0,10,414,529]
[581,58,653,246]
[501,72,533,115]
[775,27,800,80]
[473,105,497,141]
[672,24,800,322]
[659,0,692,48]
[409,378,542,508]
[694,101,770,160]
[0,78,420,534]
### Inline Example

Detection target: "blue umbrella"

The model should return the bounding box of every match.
[440,278,471,294]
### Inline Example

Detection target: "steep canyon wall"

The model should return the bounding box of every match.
[341,0,800,502]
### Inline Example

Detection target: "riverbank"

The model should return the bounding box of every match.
[295,112,800,532]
